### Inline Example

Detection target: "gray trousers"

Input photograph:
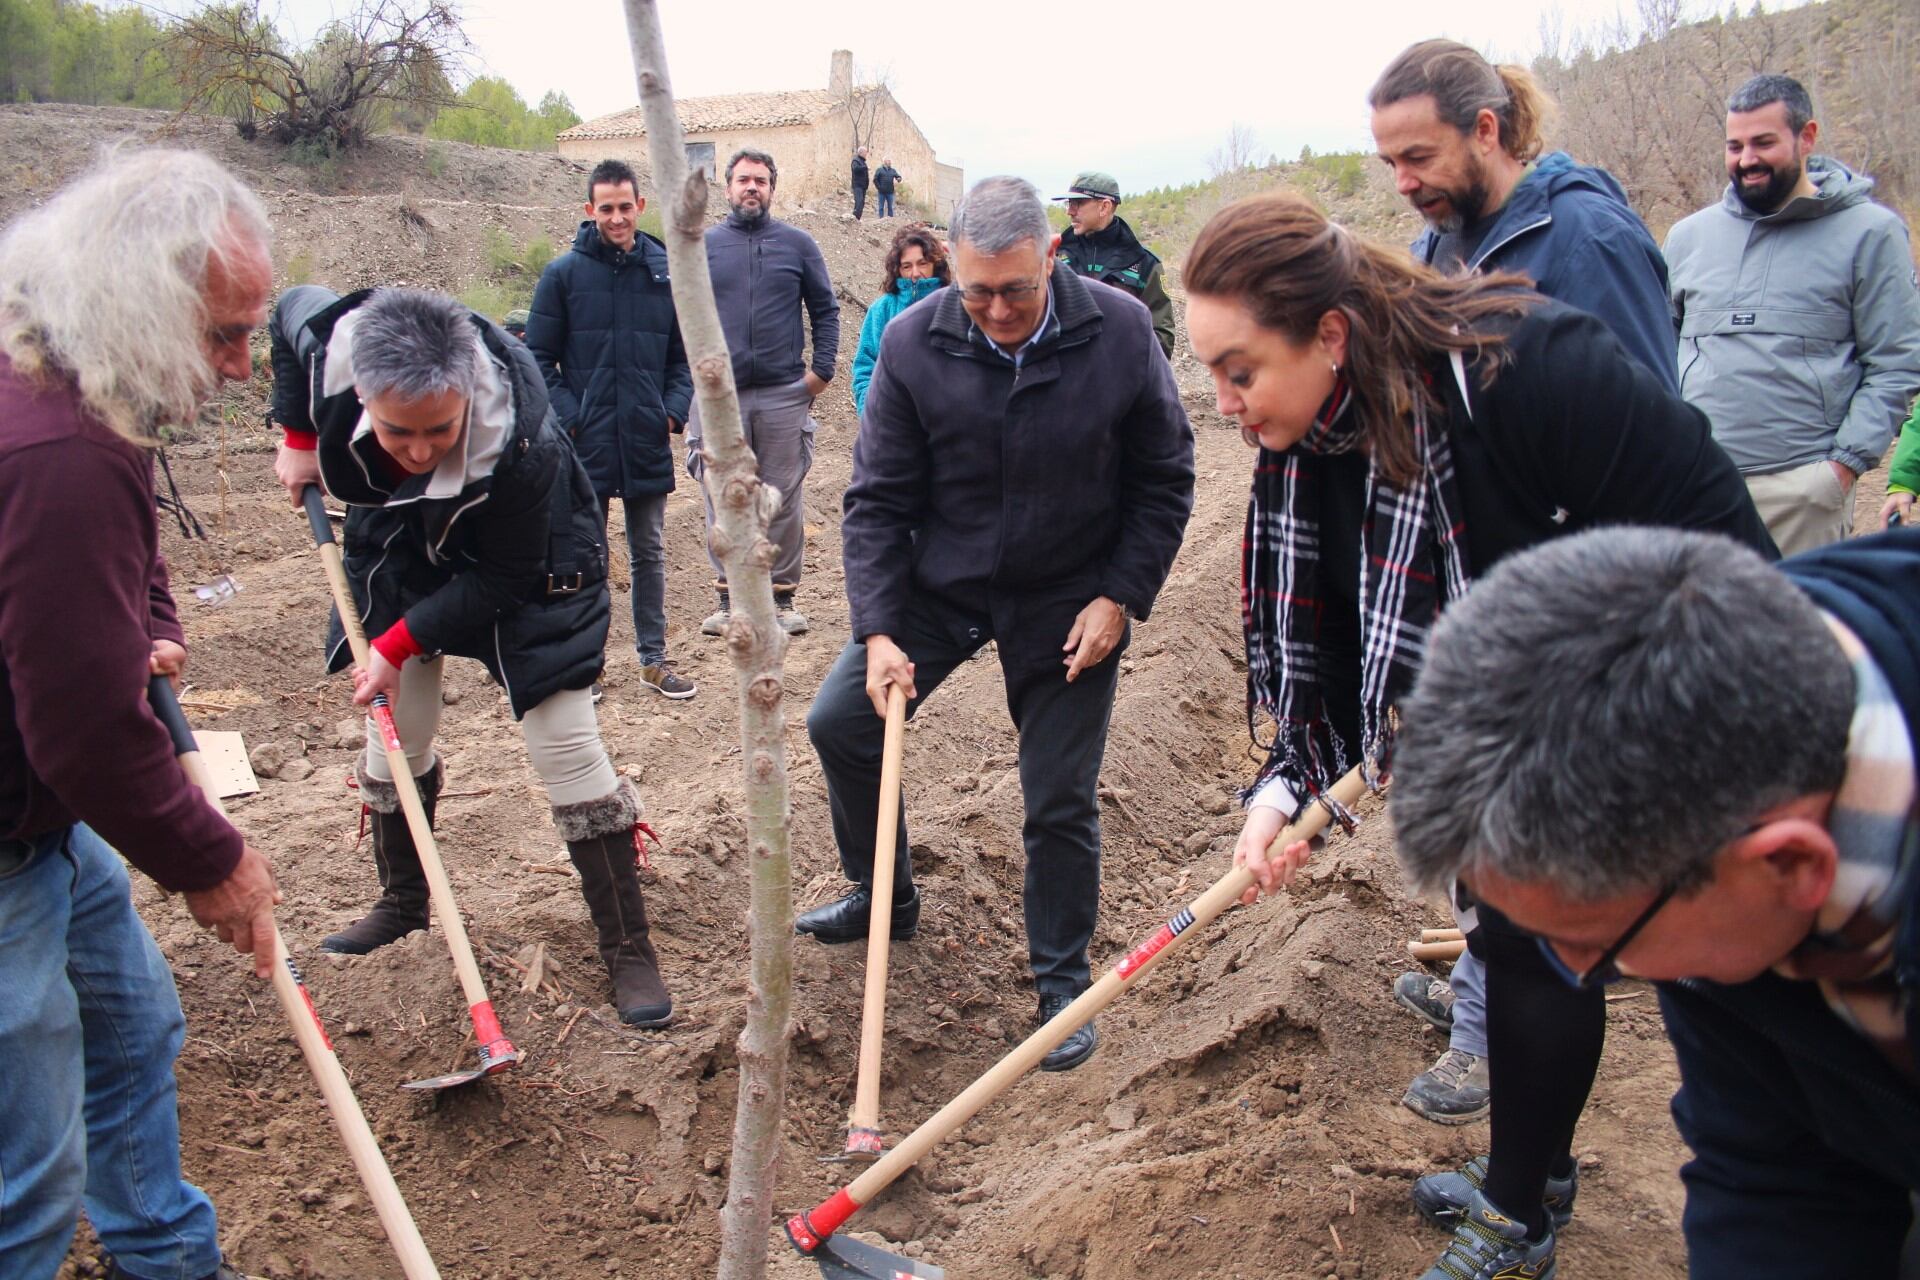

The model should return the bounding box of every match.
[686,378,816,587]
[1446,946,1489,1058]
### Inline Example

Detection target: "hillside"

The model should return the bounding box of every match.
[11,101,1891,1280]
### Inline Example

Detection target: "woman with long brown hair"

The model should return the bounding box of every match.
[850,224,949,417]
[1185,191,1774,1280]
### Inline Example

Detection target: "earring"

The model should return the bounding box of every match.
[1329,360,1340,374]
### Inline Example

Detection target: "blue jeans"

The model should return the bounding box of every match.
[602,493,668,665]
[876,191,895,217]
[0,825,220,1280]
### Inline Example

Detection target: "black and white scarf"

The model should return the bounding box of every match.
[1242,356,1473,803]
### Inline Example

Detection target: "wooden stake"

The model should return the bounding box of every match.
[1408,938,1467,962]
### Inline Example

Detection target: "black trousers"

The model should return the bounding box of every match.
[805,593,1123,996]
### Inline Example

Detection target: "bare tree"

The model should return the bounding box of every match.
[842,61,894,155]
[1206,121,1260,179]
[168,0,465,149]
[620,3,796,1276]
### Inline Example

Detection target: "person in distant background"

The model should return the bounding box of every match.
[502,308,529,342]
[873,158,901,219]
[851,146,870,221]
[852,225,949,417]
[1878,398,1920,528]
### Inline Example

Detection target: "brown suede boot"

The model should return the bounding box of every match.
[322,760,441,955]
[557,780,673,1028]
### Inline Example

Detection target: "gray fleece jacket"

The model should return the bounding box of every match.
[1666,157,1920,476]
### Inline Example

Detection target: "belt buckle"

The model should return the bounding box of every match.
[547,572,584,596]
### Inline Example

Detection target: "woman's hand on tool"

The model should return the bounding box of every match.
[1235,805,1316,904]
[352,650,402,707]
[274,439,321,508]
[864,635,916,718]
[182,843,283,979]
[149,639,187,690]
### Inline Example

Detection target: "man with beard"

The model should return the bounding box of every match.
[1667,74,1920,556]
[1370,39,1677,387]
[687,148,840,636]
[1366,38,1697,1280]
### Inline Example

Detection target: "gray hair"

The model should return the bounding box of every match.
[349,289,486,404]
[0,146,271,444]
[1390,527,1853,902]
[1728,74,1815,133]
[950,176,1051,257]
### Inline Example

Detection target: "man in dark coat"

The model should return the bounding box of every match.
[1052,170,1176,359]
[1392,526,1920,1278]
[527,159,696,700]
[873,158,900,218]
[851,146,870,220]
[802,177,1195,1072]
[270,286,676,1028]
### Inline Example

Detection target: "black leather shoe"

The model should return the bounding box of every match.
[794,885,919,943]
[1037,992,1098,1072]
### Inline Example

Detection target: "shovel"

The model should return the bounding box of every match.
[301,486,519,1090]
[148,677,443,1279]
[841,683,909,1161]
[785,765,1369,1278]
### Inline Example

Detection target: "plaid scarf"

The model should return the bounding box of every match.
[1242,362,1472,803]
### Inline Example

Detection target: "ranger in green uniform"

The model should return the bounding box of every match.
[1053,171,1175,358]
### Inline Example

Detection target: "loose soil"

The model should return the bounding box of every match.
[10,104,1886,1280]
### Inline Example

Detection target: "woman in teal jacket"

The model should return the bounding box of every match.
[1879,397,1920,527]
[851,226,948,417]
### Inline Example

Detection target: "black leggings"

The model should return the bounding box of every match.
[1471,901,1607,1237]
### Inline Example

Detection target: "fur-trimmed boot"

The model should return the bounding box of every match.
[322,759,442,955]
[556,779,673,1028]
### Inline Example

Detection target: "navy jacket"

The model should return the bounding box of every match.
[1656,530,1920,1275]
[526,222,691,500]
[1412,151,1678,392]
[705,214,840,390]
[270,285,610,719]
[845,267,1193,672]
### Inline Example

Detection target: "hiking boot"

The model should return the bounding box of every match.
[1414,1155,1579,1233]
[106,1255,256,1280]
[1403,1046,1491,1125]
[640,662,696,699]
[322,761,440,954]
[700,587,731,636]
[559,781,672,1028]
[795,885,920,943]
[1417,1188,1556,1280]
[1037,992,1098,1072]
[1395,971,1456,1031]
[774,584,809,635]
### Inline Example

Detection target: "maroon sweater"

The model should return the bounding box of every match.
[0,355,243,891]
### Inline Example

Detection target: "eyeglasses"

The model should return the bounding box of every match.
[957,279,1044,305]
[1536,881,1681,990]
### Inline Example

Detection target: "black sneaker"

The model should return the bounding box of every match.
[1395,970,1456,1031]
[1037,991,1097,1072]
[1417,1189,1556,1280]
[1402,1047,1490,1125]
[1413,1155,1578,1232]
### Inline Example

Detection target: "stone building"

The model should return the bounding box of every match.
[559,51,958,220]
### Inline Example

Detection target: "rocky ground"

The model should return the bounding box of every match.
[8,103,1895,1280]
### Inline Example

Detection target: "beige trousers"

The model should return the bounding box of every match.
[1744,459,1853,558]
[361,657,617,806]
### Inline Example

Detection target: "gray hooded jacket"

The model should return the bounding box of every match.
[1666,157,1920,476]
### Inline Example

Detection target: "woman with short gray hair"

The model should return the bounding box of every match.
[269,285,677,1028]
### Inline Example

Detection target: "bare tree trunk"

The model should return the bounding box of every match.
[618,5,795,1276]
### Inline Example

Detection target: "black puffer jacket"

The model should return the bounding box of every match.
[525,223,691,500]
[269,285,610,718]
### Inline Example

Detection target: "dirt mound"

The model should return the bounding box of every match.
[7,107,1719,1280]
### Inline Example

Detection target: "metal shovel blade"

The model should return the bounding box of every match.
[813,1235,944,1280]
[399,1043,519,1092]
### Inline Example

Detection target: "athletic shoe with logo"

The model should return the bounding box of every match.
[1417,1189,1556,1280]
[1413,1155,1578,1232]
[640,662,696,699]
[1403,1046,1491,1124]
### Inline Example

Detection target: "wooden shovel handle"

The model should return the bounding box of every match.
[149,678,442,1278]
[847,683,909,1143]
[1408,938,1468,962]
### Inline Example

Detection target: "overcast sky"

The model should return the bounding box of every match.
[282,0,1812,193]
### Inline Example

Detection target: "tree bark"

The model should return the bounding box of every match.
[618,4,795,1277]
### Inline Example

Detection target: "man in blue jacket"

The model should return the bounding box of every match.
[689,148,840,636]
[527,159,695,700]
[1392,525,1920,1278]
[801,177,1194,1072]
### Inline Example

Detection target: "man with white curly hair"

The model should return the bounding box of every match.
[0,148,279,1280]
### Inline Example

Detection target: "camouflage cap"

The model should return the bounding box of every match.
[1052,171,1121,204]
[503,308,531,331]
